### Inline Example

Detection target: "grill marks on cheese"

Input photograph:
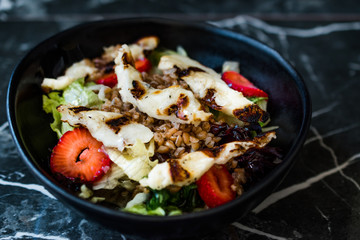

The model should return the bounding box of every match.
[57,105,153,151]
[140,131,276,189]
[114,45,212,124]
[158,54,269,123]
[50,40,277,192]
[41,59,98,91]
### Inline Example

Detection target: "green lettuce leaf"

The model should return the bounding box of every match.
[148,46,187,68]
[42,91,73,138]
[124,204,166,216]
[43,78,103,138]
[63,78,103,108]
[247,96,268,111]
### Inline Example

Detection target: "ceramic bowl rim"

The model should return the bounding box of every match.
[6,17,311,223]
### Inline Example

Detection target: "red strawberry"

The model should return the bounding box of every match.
[135,58,152,72]
[50,128,111,182]
[96,73,118,88]
[196,164,236,208]
[221,71,268,98]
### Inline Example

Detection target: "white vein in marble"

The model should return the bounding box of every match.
[0,177,55,199]
[0,232,69,240]
[232,222,287,240]
[254,121,360,214]
[305,123,359,145]
[0,122,19,158]
[300,53,326,98]
[312,126,360,190]
[311,102,339,118]
[315,206,332,234]
[253,147,360,213]
[211,16,360,38]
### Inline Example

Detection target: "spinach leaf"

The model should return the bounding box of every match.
[146,184,204,214]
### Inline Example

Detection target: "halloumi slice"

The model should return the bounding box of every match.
[41,59,97,91]
[139,131,276,189]
[158,54,269,123]
[114,45,212,125]
[57,104,153,151]
[102,36,160,62]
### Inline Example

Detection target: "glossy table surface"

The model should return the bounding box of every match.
[1,1,360,239]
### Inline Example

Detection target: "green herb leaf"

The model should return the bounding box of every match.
[146,184,204,214]
[147,189,170,210]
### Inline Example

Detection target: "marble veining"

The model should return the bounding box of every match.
[253,136,360,213]
[0,122,18,158]
[0,232,69,240]
[1,6,360,239]
[211,16,360,38]
[232,222,288,240]
[300,53,327,98]
[0,177,55,199]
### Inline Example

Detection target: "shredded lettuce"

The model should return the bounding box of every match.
[42,91,74,138]
[124,204,166,216]
[92,164,126,190]
[248,96,268,111]
[222,61,240,73]
[176,46,188,57]
[148,46,187,67]
[42,78,103,138]
[63,78,103,108]
[125,192,149,209]
[78,184,106,203]
[124,204,182,216]
[79,184,93,199]
[105,139,157,181]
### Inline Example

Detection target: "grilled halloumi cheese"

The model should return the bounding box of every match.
[41,59,98,91]
[114,45,212,125]
[57,104,153,151]
[158,54,269,123]
[42,36,160,92]
[139,131,276,189]
[102,36,160,62]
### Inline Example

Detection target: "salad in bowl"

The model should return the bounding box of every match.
[41,36,282,216]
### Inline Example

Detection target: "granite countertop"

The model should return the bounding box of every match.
[1,1,360,239]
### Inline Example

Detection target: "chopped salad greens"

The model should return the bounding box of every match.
[41,36,282,216]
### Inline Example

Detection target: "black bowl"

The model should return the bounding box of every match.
[7,18,311,239]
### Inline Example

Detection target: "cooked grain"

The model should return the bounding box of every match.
[182,132,190,145]
[165,140,176,150]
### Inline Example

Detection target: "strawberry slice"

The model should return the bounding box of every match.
[96,73,118,88]
[50,128,111,182]
[135,58,152,72]
[196,164,236,208]
[221,71,268,98]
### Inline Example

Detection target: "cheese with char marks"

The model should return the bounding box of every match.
[41,59,97,91]
[57,104,153,151]
[158,54,268,123]
[114,45,212,125]
[140,131,276,189]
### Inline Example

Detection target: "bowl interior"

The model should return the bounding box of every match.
[7,18,311,237]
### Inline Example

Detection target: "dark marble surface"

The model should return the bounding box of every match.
[1,1,360,239]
